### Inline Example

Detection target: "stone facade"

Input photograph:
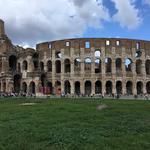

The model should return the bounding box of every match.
[0,19,150,96]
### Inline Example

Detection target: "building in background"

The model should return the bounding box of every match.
[0,19,150,97]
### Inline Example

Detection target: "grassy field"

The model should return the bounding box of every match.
[0,98,150,150]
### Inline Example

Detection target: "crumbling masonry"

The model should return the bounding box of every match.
[0,19,150,96]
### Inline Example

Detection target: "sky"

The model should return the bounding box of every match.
[0,0,150,48]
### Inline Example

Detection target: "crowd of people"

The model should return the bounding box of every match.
[0,92,149,100]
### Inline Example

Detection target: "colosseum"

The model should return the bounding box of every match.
[0,19,150,97]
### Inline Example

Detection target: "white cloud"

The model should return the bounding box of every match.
[111,0,142,29]
[0,0,110,47]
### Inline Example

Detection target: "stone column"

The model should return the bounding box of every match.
[52,49,56,94]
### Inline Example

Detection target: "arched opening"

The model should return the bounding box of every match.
[29,81,35,94]
[137,82,143,95]
[74,58,81,71]
[18,63,21,72]
[22,60,28,71]
[146,82,150,94]
[116,58,122,73]
[55,60,61,73]
[0,59,2,72]
[106,81,112,95]
[95,81,102,94]
[85,81,92,96]
[105,58,112,73]
[3,82,6,92]
[126,81,133,95]
[22,82,27,93]
[47,60,52,72]
[116,81,122,95]
[125,58,132,72]
[14,74,21,93]
[32,53,39,70]
[136,60,142,74]
[55,51,62,58]
[95,59,101,73]
[64,59,71,73]
[95,50,101,58]
[40,61,44,71]
[64,80,71,94]
[47,82,53,94]
[9,55,17,71]
[84,58,92,71]
[75,81,80,95]
[145,60,150,75]
[55,81,61,95]
[40,73,47,94]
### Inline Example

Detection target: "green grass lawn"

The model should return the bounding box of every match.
[0,98,150,150]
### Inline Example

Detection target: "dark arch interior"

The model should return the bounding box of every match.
[22,82,27,93]
[64,59,71,73]
[85,81,92,95]
[95,81,102,94]
[29,82,35,94]
[9,55,17,71]
[75,81,80,95]
[32,53,39,70]
[126,81,133,95]
[137,82,143,95]
[56,60,61,73]
[14,74,21,93]
[106,81,112,94]
[64,81,71,94]
[116,81,122,94]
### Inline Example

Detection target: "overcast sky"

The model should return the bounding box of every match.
[0,0,150,48]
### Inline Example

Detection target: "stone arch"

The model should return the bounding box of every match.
[0,59,2,72]
[55,60,61,73]
[55,51,61,58]
[95,50,101,58]
[136,59,142,74]
[40,61,44,71]
[55,81,61,95]
[47,60,52,72]
[106,81,112,95]
[136,81,143,95]
[22,60,28,71]
[116,81,122,95]
[85,81,92,96]
[64,80,71,94]
[3,82,6,92]
[95,59,101,73]
[40,73,47,94]
[95,81,102,94]
[75,81,80,95]
[9,55,17,71]
[64,59,71,73]
[22,82,27,93]
[29,81,35,94]
[146,81,150,94]
[145,60,150,75]
[105,58,112,73]
[32,53,39,70]
[18,63,21,72]
[14,74,21,93]
[47,82,53,94]
[125,58,132,72]
[116,58,122,73]
[74,58,81,71]
[126,81,133,95]
[84,58,92,71]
